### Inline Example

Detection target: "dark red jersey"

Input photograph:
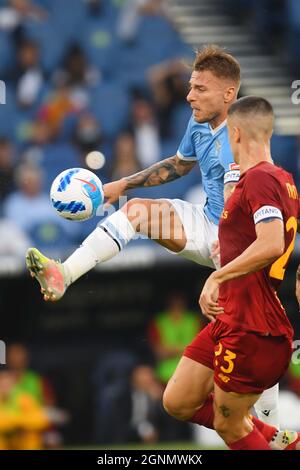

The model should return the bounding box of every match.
[218,161,298,339]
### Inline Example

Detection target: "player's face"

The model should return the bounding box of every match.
[187,70,231,125]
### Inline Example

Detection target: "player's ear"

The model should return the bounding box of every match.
[233,126,240,143]
[224,86,235,103]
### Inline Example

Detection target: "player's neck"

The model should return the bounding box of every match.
[239,142,272,175]
[209,113,227,130]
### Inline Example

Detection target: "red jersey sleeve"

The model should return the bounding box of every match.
[242,168,284,224]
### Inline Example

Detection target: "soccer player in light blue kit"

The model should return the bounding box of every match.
[26,46,280,432]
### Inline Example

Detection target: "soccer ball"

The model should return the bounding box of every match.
[50,168,104,221]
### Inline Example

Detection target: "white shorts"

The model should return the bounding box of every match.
[165,199,219,269]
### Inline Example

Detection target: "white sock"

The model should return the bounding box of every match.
[254,383,280,429]
[63,210,136,284]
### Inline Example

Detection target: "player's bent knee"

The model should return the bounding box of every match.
[122,198,153,228]
[163,390,194,421]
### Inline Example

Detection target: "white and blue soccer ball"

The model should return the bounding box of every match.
[50,168,104,221]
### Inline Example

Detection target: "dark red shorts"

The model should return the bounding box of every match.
[183,319,292,394]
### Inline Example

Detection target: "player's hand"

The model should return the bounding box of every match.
[199,274,224,322]
[296,279,300,307]
[103,179,128,207]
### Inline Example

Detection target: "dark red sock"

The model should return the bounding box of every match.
[229,427,271,450]
[251,416,277,442]
[190,393,214,429]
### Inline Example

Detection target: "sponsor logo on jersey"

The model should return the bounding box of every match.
[224,170,240,184]
[218,373,230,383]
[254,205,283,224]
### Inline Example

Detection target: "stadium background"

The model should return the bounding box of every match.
[0,0,299,449]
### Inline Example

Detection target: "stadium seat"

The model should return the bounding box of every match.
[0,30,14,75]
[79,15,118,76]
[39,143,82,191]
[89,82,130,139]
[36,0,86,44]
[22,19,67,73]
[170,103,192,141]
[28,219,77,251]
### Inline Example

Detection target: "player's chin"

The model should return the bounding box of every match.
[192,110,208,123]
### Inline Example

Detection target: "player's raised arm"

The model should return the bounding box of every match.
[125,155,196,188]
[215,217,285,283]
[104,155,196,206]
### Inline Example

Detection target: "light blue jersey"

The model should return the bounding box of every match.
[177,116,240,225]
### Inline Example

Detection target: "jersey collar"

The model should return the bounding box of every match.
[209,119,227,135]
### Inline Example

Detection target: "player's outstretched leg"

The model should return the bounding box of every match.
[26,248,67,301]
[26,198,186,301]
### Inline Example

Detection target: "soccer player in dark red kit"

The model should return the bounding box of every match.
[163,96,300,450]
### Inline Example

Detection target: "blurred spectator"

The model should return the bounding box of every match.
[0,369,49,450]
[113,364,164,444]
[0,0,47,33]
[149,293,202,384]
[117,0,168,43]
[7,343,45,399]
[6,343,69,449]
[53,45,100,114]
[130,96,161,167]
[8,38,44,108]
[3,162,49,231]
[56,44,100,89]
[85,0,111,17]
[111,363,192,443]
[29,119,52,148]
[0,218,30,260]
[2,163,76,247]
[38,77,81,138]
[110,132,140,180]
[148,59,189,138]
[0,137,15,203]
[73,112,102,156]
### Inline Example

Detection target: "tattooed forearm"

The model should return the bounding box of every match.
[219,405,230,418]
[124,155,195,190]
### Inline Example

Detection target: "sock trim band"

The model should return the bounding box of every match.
[101,226,122,251]
[102,220,128,249]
